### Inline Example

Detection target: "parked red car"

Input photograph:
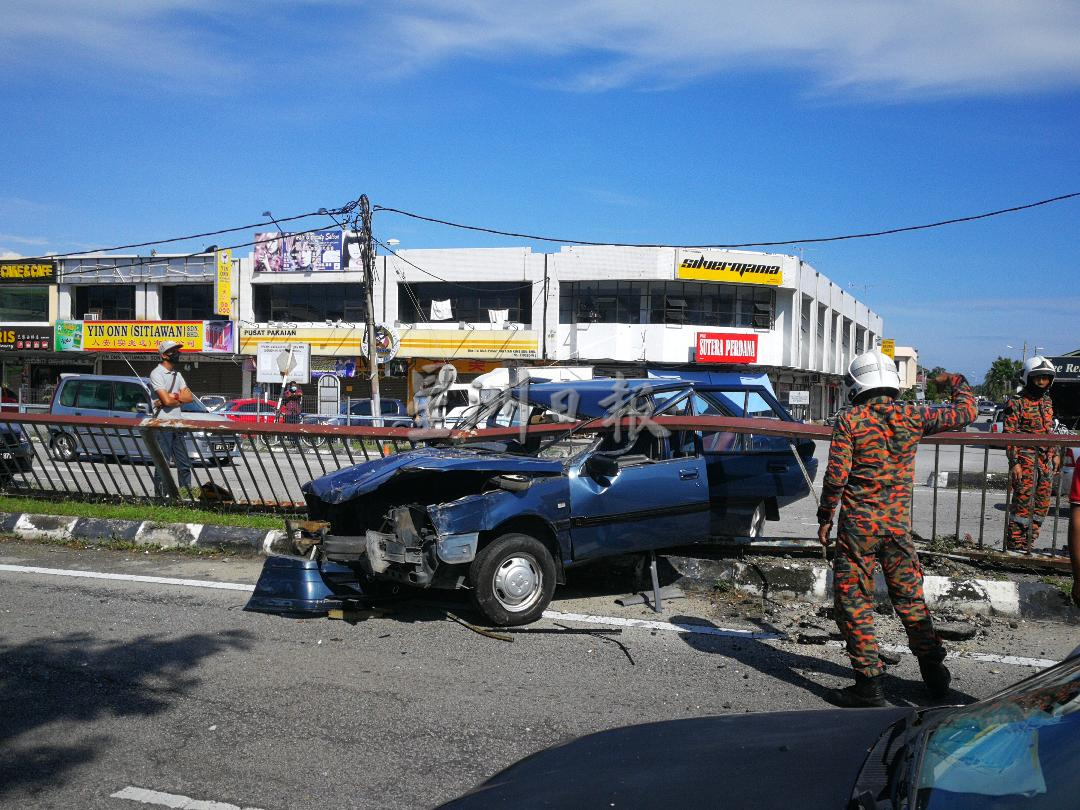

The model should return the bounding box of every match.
[220,398,284,424]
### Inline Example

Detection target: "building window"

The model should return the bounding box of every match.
[398,282,533,324]
[252,283,366,322]
[559,281,773,328]
[75,285,136,320]
[161,284,215,320]
[0,285,49,321]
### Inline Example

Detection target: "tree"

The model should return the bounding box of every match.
[983,357,1022,402]
[923,366,947,400]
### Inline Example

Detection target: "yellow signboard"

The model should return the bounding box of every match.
[239,325,364,356]
[215,249,232,316]
[676,249,782,286]
[398,328,538,359]
[239,325,538,359]
[83,321,204,352]
[880,339,895,358]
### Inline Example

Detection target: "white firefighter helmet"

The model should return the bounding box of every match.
[1022,355,1056,386]
[844,349,901,404]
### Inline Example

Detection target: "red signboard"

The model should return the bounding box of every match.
[696,332,758,363]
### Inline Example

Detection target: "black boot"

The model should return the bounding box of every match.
[918,657,951,700]
[825,674,886,708]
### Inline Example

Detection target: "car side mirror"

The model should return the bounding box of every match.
[586,453,619,480]
[135,403,149,414]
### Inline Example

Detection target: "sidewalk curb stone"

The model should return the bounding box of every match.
[2,509,1075,623]
[666,554,1079,623]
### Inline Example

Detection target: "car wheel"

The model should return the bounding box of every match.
[468,533,556,627]
[50,433,78,462]
[748,501,767,538]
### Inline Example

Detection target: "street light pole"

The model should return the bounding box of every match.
[359,195,382,427]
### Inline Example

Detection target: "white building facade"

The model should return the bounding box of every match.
[40,244,882,420]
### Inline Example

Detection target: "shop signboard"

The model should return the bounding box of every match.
[254,229,343,273]
[257,342,311,385]
[55,320,83,351]
[82,321,203,352]
[676,249,782,287]
[239,324,363,356]
[54,320,234,353]
[0,259,56,284]
[215,249,232,315]
[1049,356,1080,380]
[788,390,810,405]
[361,323,401,364]
[695,332,759,364]
[396,328,539,359]
[0,325,53,351]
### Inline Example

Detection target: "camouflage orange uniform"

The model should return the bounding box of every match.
[817,374,976,678]
[1003,391,1055,550]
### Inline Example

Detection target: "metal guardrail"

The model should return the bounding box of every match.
[0,411,1074,555]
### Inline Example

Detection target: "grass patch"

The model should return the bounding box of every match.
[0,495,282,530]
[1040,576,1073,599]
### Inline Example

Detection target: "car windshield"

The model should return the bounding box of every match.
[913,655,1080,808]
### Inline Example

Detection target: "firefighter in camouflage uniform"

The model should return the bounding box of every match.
[817,350,976,708]
[1004,356,1061,552]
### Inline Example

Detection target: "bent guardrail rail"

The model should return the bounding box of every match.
[0,411,1074,555]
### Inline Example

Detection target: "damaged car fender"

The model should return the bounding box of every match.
[427,476,571,569]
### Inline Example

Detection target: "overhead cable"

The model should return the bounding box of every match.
[373,191,1080,249]
[24,197,362,261]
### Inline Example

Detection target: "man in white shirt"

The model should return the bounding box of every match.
[149,340,194,497]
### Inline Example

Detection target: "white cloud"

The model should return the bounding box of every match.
[3,1,1080,98]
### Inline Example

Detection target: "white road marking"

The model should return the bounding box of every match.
[0,564,255,592]
[0,564,1063,668]
[542,609,781,639]
[824,639,1057,669]
[111,785,264,810]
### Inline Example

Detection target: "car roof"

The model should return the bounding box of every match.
[519,378,689,416]
[59,374,152,385]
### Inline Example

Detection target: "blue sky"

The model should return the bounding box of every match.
[2,1,1078,380]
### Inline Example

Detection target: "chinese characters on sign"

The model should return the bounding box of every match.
[696,332,759,363]
[215,249,232,316]
[0,326,54,351]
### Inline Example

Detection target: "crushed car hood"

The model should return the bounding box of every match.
[302,447,565,505]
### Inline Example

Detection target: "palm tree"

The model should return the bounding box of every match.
[983,357,1021,402]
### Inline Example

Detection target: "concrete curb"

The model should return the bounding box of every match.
[1,511,286,555]
[3,509,1075,624]
[665,554,1079,623]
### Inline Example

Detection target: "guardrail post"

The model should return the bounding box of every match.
[142,424,180,500]
[953,444,965,545]
[977,447,989,549]
[931,445,940,542]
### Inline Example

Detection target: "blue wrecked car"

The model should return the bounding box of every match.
[247,377,817,626]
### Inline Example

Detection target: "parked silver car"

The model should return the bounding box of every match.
[48,374,239,465]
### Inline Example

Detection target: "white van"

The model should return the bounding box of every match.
[428,366,593,427]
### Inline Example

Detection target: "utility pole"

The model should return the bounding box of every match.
[358,195,382,426]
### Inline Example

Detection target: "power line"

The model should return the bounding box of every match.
[25,198,362,261]
[374,191,1080,249]
[58,221,346,278]
[374,238,534,291]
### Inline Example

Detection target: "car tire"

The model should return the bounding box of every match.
[468,533,556,627]
[50,433,77,462]
[493,474,531,492]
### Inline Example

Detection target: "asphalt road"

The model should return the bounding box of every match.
[1,540,1077,810]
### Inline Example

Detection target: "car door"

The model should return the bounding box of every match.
[695,386,814,506]
[69,379,115,456]
[568,433,710,561]
[111,380,153,458]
